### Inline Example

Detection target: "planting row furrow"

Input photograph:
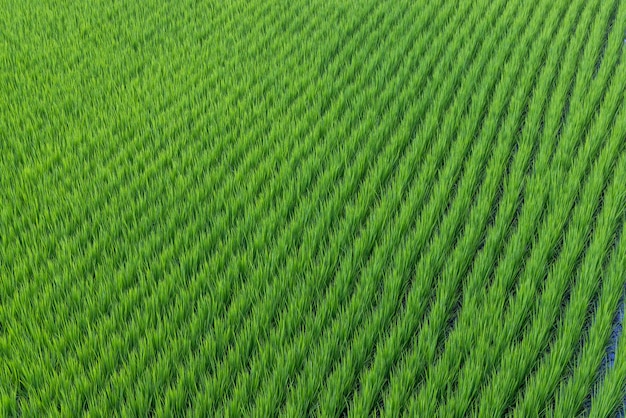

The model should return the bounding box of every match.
[75,2,385,413]
[399,0,585,410]
[432,0,608,412]
[585,221,626,418]
[235,0,484,414]
[470,2,626,413]
[326,0,561,414]
[370,0,575,415]
[80,0,414,414]
[467,26,625,418]
[270,0,530,415]
[515,106,626,417]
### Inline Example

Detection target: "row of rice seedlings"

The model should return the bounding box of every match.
[234,0,481,414]
[509,3,626,413]
[414,0,620,412]
[470,1,626,413]
[323,0,560,413]
[190,1,462,414]
[468,12,624,418]
[373,0,577,414]
[586,225,626,417]
[224,0,502,414]
[270,0,531,414]
[515,113,626,416]
[477,90,625,416]
[86,0,410,414]
[77,1,368,414]
[402,0,583,410]
[553,242,626,411]
[574,292,625,416]
[0,0,310,412]
[432,0,607,411]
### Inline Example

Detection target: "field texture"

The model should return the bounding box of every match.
[2,0,626,416]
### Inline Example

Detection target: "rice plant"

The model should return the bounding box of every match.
[1,0,625,415]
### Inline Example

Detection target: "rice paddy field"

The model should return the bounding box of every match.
[2,0,626,416]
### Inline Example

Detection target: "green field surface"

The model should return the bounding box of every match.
[2,0,626,416]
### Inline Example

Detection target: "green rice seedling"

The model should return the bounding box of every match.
[278,0,536,414]
[377,0,581,415]
[510,4,626,414]
[81,2,380,412]
[521,136,626,417]
[95,1,428,414]
[585,226,626,418]
[326,0,566,413]
[2,0,625,414]
[470,14,619,413]
[432,0,614,413]
[399,0,587,410]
